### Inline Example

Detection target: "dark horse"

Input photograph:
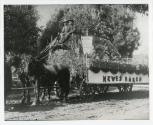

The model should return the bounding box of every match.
[28,57,70,105]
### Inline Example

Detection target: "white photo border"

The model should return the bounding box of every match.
[0,0,153,125]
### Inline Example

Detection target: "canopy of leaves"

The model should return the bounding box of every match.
[4,5,40,55]
[40,4,148,83]
[125,4,148,15]
[41,5,147,59]
[39,9,64,50]
[63,5,141,58]
[38,4,148,87]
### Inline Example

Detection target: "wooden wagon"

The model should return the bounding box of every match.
[79,36,149,96]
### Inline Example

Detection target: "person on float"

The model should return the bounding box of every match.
[59,19,75,45]
[52,18,76,51]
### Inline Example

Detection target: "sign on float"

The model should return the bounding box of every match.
[88,70,149,84]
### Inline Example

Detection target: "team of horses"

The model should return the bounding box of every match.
[28,57,70,105]
[4,55,71,106]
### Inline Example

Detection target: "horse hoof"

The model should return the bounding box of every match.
[61,98,66,103]
[21,98,26,104]
[31,102,36,106]
[27,98,31,105]
[39,98,43,102]
[31,100,39,106]
[46,97,50,101]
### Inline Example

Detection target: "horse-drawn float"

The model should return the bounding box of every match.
[79,36,149,96]
[5,19,149,105]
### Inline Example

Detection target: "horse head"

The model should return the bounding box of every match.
[28,56,43,79]
[9,55,21,68]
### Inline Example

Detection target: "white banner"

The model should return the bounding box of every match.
[81,36,93,54]
[88,70,149,84]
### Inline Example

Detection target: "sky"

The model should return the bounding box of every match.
[36,5,65,28]
[35,5,149,56]
[133,13,148,56]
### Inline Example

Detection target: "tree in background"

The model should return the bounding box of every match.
[39,9,64,50]
[40,4,148,87]
[63,5,142,58]
[4,5,40,55]
[126,4,148,15]
[41,4,148,58]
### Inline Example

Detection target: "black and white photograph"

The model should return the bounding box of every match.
[2,3,151,121]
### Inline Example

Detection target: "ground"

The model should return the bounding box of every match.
[5,85,149,120]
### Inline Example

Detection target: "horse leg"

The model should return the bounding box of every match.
[54,81,57,96]
[40,88,44,101]
[65,88,70,101]
[40,88,46,101]
[63,80,70,102]
[63,92,66,102]
[21,89,26,104]
[27,89,31,104]
[62,87,70,102]
[24,83,31,104]
[31,85,36,106]
[21,82,27,104]
[31,80,39,106]
[26,77,31,104]
[31,83,37,106]
[60,88,65,101]
[48,86,51,101]
[37,84,41,103]
[43,88,46,99]
[58,83,69,102]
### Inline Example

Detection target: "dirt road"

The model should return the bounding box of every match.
[5,85,149,120]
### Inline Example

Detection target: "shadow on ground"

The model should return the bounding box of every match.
[5,101,65,112]
[5,89,149,112]
[68,89,149,104]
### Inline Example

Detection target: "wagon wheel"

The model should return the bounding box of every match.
[80,83,93,100]
[96,84,101,94]
[79,81,87,96]
[86,84,93,96]
[104,85,109,93]
[117,85,124,93]
[96,84,102,94]
[118,84,133,93]
[90,85,96,95]
[129,84,133,92]
[98,85,104,94]
[101,85,109,93]
[124,84,133,92]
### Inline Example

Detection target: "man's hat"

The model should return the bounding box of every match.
[62,18,68,23]
[61,18,74,23]
[67,19,74,22]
